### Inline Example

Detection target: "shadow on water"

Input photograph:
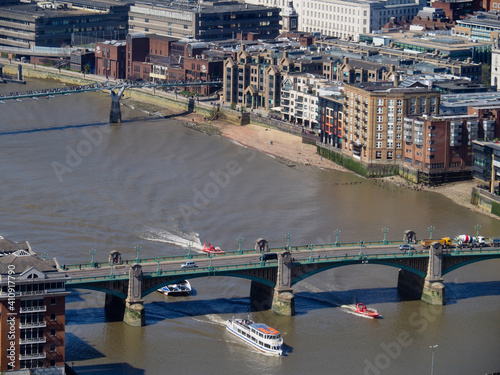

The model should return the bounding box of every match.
[65,332,105,362]
[0,116,166,136]
[71,363,144,375]
[65,281,500,324]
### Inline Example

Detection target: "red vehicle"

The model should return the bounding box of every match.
[202,242,224,254]
[354,303,380,319]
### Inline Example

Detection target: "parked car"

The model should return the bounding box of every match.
[181,261,197,269]
[399,244,415,251]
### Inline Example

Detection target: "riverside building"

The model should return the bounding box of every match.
[0,245,69,373]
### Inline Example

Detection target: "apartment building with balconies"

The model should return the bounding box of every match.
[342,81,440,163]
[0,246,69,373]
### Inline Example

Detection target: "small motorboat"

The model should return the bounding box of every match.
[157,280,192,296]
[354,303,380,318]
[202,242,224,254]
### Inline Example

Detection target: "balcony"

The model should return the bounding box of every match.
[20,306,47,314]
[20,337,47,345]
[20,321,46,329]
[19,352,46,361]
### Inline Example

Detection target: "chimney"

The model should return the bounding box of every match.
[394,72,400,87]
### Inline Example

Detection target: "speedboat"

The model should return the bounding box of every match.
[202,242,224,254]
[156,280,192,296]
[226,317,283,356]
[354,303,380,318]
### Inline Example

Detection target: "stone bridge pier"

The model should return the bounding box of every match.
[250,252,295,316]
[103,263,145,326]
[397,242,445,305]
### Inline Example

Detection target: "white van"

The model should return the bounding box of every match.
[181,261,197,269]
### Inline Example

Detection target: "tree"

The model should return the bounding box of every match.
[83,63,91,78]
[481,63,491,88]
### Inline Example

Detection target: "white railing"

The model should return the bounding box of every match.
[19,352,46,360]
[19,321,47,329]
[20,306,47,313]
[20,337,47,345]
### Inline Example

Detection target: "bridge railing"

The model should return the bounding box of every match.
[61,240,410,270]
[65,250,438,285]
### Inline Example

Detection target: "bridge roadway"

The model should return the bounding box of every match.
[64,241,407,282]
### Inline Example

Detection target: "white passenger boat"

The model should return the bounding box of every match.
[226,317,283,356]
[156,280,192,296]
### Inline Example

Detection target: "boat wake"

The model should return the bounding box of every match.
[140,227,203,251]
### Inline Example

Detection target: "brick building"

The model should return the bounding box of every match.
[0,245,69,373]
[342,81,440,163]
[95,40,126,79]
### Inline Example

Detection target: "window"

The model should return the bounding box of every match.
[376,141,382,148]
[397,99,402,106]
[377,107,384,114]
[376,124,383,131]
[50,314,56,321]
[376,151,382,159]
[50,344,56,352]
[387,151,393,159]
[377,116,383,122]
[377,99,383,106]
[50,298,56,305]
[376,133,383,140]
[50,329,56,336]
[396,142,402,149]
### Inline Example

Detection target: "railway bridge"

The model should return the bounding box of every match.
[63,237,500,326]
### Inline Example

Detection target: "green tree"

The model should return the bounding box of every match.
[481,63,491,88]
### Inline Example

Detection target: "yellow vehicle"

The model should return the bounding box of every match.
[420,237,452,249]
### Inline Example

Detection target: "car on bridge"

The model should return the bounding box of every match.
[399,244,416,251]
[181,261,198,269]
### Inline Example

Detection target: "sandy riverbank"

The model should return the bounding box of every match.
[124,96,498,220]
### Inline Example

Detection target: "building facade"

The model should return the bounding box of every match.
[319,93,344,148]
[128,1,280,41]
[0,2,129,49]
[95,40,127,79]
[0,247,69,373]
[342,81,440,163]
[245,0,425,41]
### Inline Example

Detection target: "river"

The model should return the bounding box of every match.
[1,79,499,375]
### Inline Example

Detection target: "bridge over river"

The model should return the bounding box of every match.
[0,65,222,123]
[62,237,500,326]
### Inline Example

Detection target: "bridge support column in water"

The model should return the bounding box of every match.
[123,264,146,326]
[397,243,445,305]
[104,293,126,321]
[109,86,126,124]
[250,252,295,315]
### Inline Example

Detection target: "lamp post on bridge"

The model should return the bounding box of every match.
[89,249,96,267]
[110,262,114,278]
[187,242,192,259]
[382,227,389,245]
[135,245,141,263]
[428,226,435,239]
[237,237,243,255]
[429,345,438,375]
[335,229,341,246]
[359,241,363,256]
[155,257,161,275]
[285,233,292,250]
[474,224,482,237]
[309,244,314,260]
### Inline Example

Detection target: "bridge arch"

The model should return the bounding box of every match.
[442,254,500,275]
[141,272,276,297]
[291,259,426,286]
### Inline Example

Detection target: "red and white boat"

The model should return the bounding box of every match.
[354,303,380,318]
[202,242,224,254]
